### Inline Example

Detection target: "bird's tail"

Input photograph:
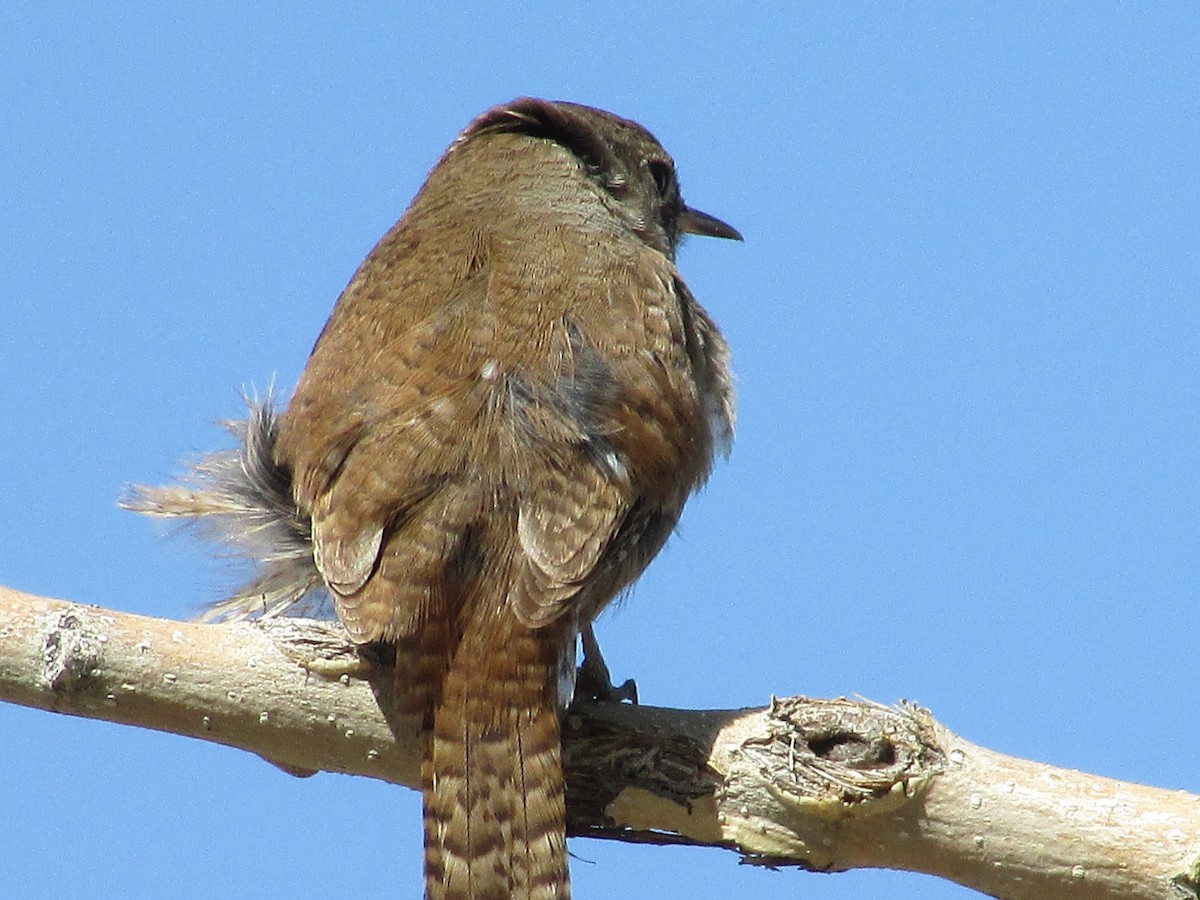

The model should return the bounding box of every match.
[422,612,571,899]
[120,395,323,620]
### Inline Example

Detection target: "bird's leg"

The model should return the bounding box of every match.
[575,622,638,704]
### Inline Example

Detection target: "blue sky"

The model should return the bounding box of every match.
[3,6,1198,899]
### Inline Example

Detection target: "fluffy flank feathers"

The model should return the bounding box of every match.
[121,395,323,620]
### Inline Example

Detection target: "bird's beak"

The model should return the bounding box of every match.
[679,204,743,241]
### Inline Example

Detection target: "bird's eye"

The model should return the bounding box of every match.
[648,160,674,197]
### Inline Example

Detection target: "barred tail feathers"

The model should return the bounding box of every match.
[423,614,571,899]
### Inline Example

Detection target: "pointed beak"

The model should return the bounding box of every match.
[678,204,743,241]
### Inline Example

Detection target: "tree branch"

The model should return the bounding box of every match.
[2,584,1197,900]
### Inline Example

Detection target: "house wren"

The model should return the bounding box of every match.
[128,97,739,898]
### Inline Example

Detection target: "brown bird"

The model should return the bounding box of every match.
[127,97,738,898]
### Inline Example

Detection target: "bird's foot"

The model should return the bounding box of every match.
[575,623,638,704]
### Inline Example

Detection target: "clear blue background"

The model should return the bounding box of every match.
[3,5,1198,898]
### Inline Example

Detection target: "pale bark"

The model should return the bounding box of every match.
[2,584,1198,900]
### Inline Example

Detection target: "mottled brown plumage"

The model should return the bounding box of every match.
[126,98,737,898]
